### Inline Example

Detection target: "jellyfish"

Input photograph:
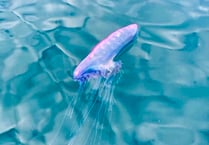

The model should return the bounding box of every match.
[66,24,139,145]
[51,24,138,145]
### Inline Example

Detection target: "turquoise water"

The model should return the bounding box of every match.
[1,0,209,145]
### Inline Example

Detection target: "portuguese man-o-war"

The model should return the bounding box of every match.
[68,24,138,145]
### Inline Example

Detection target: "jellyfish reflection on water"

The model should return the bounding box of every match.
[69,24,138,145]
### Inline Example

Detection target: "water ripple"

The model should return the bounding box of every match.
[13,1,88,31]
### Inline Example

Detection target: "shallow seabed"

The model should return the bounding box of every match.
[1,0,209,145]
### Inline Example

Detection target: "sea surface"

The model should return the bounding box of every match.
[1,0,209,145]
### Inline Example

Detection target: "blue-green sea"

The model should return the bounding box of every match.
[1,0,209,145]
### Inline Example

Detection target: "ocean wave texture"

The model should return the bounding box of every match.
[1,0,209,145]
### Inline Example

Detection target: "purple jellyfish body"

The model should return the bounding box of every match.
[73,24,138,81]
